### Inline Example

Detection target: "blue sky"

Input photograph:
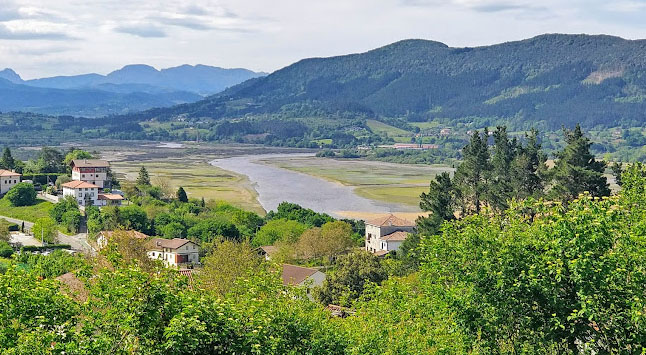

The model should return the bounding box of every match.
[1,0,645,79]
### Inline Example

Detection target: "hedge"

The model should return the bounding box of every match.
[20,244,72,252]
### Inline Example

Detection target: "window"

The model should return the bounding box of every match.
[82,174,85,178]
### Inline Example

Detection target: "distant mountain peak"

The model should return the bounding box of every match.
[0,68,23,83]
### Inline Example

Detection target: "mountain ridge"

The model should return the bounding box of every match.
[130,34,646,130]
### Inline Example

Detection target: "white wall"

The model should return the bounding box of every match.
[0,176,20,194]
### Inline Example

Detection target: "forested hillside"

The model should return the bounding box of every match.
[132,34,646,130]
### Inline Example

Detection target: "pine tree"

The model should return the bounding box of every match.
[136,166,151,186]
[551,124,610,202]
[488,126,516,212]
[0,147,15,170]
[453,129,491,214]
[611,162,623,187]
[177,187,188,203]
[201,197,206,207]
[511,129,548,199]
[417,171,456,238]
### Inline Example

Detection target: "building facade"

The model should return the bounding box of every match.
[0,170,21,194]
[70,159,110,189]
[147,238,200,267]
[61,180,100,206]
[364,214,416,255]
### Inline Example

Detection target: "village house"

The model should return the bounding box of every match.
[70,159,110,189]
[282,264,326,295]
[62,180,100,206]
[147,238,200,267]
[364,214,416,256]
[97,193,124,206]
[0,169,21,195]
[256,245,278,261]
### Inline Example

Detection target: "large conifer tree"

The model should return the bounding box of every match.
[551,124,609,202]
[453,129,491,214]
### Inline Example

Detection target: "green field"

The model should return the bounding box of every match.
[0,198,54,222]
[366,119,411,136]
[355,185,428,207]
[111,159,265,215]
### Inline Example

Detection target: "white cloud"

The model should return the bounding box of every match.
[0,0,645,79]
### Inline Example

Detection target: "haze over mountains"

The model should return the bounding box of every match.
[135,34,646,130]
[0,65,265,117]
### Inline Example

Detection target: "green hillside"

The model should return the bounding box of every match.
[132,34,646,130]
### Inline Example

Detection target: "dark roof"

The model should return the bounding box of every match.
[282,264,319,285]
[366,214,414,227]
[71,159,110,168]
[149,238,196,250]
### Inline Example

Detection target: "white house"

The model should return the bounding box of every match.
[0,169,21,195]
[70,159,110,189]
[147,238,200,267]
[61,181,100,206]
[282,264,326,294]
[364,214,416,255]
[97,193,124,207]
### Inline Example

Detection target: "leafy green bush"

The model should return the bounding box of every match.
[4,182,36,207]
[0,241,13,258]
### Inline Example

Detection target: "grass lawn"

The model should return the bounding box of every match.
[0,198,54,222]
[111,159,265,215]
[366,119,411,137]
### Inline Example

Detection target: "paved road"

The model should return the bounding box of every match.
[1,214,94,254]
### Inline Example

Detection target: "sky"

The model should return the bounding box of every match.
[1,0,646,79]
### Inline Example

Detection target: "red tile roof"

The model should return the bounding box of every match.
[282,264,319,285]
[61,180,99,189]
[0,169,20,177]
[365,214,414,227]
[381,231,410,242]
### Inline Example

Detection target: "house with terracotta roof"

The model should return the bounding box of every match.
[96,230,149,249]
[62,180,100,206]
[147,238,200,267]
[70,159,110,188]
[0,169,21,194]
[282,264,326,293]
[364,214,416,255]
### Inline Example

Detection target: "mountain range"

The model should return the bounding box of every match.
[0,65,265,117]
[132,34,646,130]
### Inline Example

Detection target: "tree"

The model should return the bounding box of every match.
[63,149,93,166]
[49,196,79,223]
[511,128,548,200]
[187,219,240,243]
[55,175,72,190]
[488,126,516,212]
[0,147,15,170]
[314,251,387,307]
[252,219,307,247]
[4,182,36,207]
[195,240,262,296]
[32,217,57,244]
[160,222,185,239]
[453,129,491,215]
[418,171,455,235]
[38,147,64,173]
[295,221,354,262]
[551,124,610,202]
[118,205,148,232]
[62,210,82,234]
[176,187,188,203]
[136,166,151,186]
[611,161,623,187]
[200,197,206,208]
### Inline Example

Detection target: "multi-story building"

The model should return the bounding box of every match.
[61,181,100,206]
[364,214,416,256]
[147,238,200,267]
[0,169,21,194]
[70,159,110,189]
